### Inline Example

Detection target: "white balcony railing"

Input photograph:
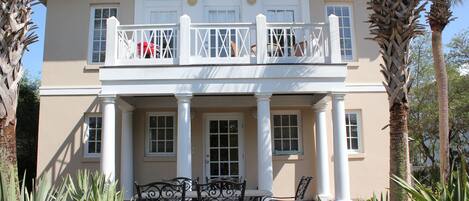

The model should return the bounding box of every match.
[105,14,342,66]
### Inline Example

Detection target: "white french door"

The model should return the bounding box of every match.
[204,114,244,180]
[206,8,239,58]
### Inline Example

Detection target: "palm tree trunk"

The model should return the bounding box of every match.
[0,122,20,199]
[431,30,450,182]
[389,102,411,201]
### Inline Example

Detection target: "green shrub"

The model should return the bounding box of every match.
[392,156,469,201]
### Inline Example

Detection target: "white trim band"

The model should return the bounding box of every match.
[345,84,385,93]
[39,84,385,96]
[39,86,101,96]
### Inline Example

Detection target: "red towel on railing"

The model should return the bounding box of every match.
[137,42,157,58]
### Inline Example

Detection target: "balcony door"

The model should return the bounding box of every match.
[143,9,179,59]
[265,9,298,57]
[206,8,239,58]
[204,114,244,180]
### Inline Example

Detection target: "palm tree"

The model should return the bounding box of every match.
[427,0,462,184]
[0,0,37,199]
[367,0,425,200]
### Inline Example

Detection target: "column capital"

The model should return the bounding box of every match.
[330,93,346,101]
[175,93,193,103]
[100,95,117,104]
[255,93,272,102]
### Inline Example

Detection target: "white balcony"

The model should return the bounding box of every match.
[105,14,341,66]
[100,14,346,96]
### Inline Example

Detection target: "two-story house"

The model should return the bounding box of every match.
[37,0,390,200]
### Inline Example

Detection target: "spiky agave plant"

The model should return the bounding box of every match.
[0,171,68,201]
[367,0,425,201]
[66,170,123,201]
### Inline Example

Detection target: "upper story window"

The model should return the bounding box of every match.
[84,115,102,158]
[207,9,238,23]
[272,111,302,155]
[326,5,354,61]
[345,112,362,152]
[146,113,176,155]
[88,6,118,64]
[266,9,295,22]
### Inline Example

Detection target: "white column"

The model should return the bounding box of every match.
[256,14,267,64]
[328,14,342,64]
[331,94,351,201]
[105,17,119,66]
[179,15,191,65]
[255,93,274,192]
[314,100,330,200]
[120,106,134,200]
[175,93,193,178]
[101,96,116,181]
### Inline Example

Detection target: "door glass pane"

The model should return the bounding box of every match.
[210,163,219,176]
[220,149,228,161]
[210,135,219,147]
[220,134,228,147]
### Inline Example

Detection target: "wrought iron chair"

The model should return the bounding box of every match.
[196,180,247,201]
[267,176,313,201]
[134,181,186,201]
[164,177,199,191]
[205,176,243,183]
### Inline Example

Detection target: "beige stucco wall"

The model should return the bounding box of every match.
[37,93,389,200]
[310,0,383,84]
[41,0,134,86]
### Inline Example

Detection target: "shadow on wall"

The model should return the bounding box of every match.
[38,97,101,183]
[272,109,317,199]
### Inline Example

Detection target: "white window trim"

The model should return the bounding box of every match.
[271,110,303,155]
[145,112,177,156]
[325,3,357,62]
[84,113,102,158]
[87,5,119,65]
[345,110,363,154]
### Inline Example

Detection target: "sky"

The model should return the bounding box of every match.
[23,2,469,80]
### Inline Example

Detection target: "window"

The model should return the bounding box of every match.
[272,112,301,154]
[147,113,176,155]
[345,112,361,152]
[266,9,295,22]
[326,5,354,61]
[89,6,118,64]
[84,115,102,157]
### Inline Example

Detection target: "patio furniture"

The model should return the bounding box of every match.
[164,177,199,191]
[205,176,243,183]
[134,181,186,201]
[196,180,247,201]
[266,176,313,201]
[137,42,159,58]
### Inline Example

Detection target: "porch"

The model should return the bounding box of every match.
[98,94,351,201]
